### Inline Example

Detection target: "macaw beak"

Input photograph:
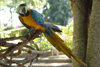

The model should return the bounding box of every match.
[22,7,27,16]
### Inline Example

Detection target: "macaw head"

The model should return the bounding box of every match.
[18,3,28,16]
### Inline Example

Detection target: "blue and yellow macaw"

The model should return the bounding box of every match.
[18,3,87,66]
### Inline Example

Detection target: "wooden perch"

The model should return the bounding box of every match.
[21,49,51,54]
[0,30,42,60]
[30,41,39,50]
[10,49,21,57]
[0,29,51,67]
[0,62,14,67]
[0,35,28,42]
[4,54,38,67]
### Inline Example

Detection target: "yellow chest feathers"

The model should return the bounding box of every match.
[21,14,37,27]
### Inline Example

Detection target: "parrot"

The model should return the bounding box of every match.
[18,3,87,66]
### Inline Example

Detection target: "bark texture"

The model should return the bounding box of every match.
[86,0,100,67]
[71,0,91,67]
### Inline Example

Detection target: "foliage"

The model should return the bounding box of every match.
[0,27,29,38]
[43,0,72,26]
[4,27,14,31]
[60,21,73,49]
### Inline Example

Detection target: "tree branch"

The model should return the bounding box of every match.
[0,35,28,42]
[0,30,42,60]
[0,30,51,67]
[0,62,15,67]
[21,49,51,54]
[4,54,38,65]
[10,49,21,57]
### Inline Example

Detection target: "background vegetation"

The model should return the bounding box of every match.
[43,0,72,25]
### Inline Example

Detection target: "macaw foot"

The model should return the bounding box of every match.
[28,28,36,40]
[28,28,43,40]
[29,28,36,35]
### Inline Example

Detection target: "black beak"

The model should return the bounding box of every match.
[22,7,27,16]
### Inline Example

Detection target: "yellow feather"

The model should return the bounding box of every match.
[44,34,61,51]
[44,29,87,66]
[0,46,1,49]
[50,30,72,52]
[50,30,64,42]
[45,34,71,58]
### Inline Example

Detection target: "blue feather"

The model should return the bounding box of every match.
[30,9,54,36]
[0,42,3,45]
[30,9,45,25]
[41,22,62,32]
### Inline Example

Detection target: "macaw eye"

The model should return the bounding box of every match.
[22,7,26,13]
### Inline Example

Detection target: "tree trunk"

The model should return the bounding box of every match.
[71,0,91,67]
[86,0,100,67]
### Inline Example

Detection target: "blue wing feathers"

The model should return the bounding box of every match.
[30,9,45,25]
[30,9,54,36]
[0,42,3,45]
[41,22,62,32]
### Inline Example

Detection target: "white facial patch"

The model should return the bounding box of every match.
[19,6,27,14]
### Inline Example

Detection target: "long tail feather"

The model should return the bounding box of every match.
[44,29,87,67]
[45,34,61,51]
[45,34,71,58]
